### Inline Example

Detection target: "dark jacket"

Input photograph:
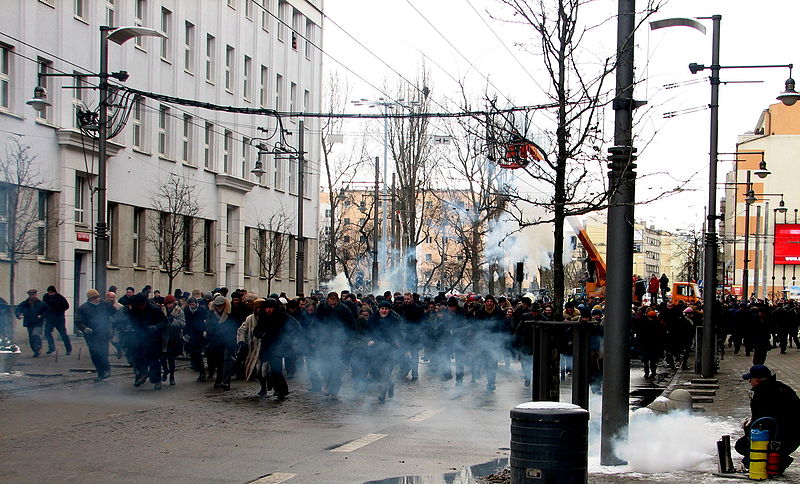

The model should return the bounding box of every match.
[253,310,302,359]
[749,375,800,454]
[42,292,69,323]
[75,301,114,338]
[183,305,208,351]
[311,301,357,351]
[15,298,48,327]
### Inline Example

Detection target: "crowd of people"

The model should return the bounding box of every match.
[4,282,800,403]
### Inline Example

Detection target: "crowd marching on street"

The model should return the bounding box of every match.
[1,279,800,404]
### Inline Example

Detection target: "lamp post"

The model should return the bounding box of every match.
[27,26,163,295]
[351,97,419,273]
[651,14,796,378]
[743,190,786,301]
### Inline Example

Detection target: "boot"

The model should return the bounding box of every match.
[169,373,175,386]
[196,373,206,382]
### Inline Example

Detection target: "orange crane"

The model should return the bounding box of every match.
[568,218,606,298]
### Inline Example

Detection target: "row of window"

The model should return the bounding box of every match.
[0,184,51,258]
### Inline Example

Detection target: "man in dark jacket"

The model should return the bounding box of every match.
[183,297,208,380]
[473,295,507,392]
[251,298,302,399]
[735,365,800,475]
[15,289,48,357]
[397,292,425,380]
[367,300,401,403]
[75,289,113,380]
[310,291,356,398]
[42,285,71,355]
[122,293,167,390]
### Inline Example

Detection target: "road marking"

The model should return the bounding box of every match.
[330,433,387,453]
[248,472,296,483]
[409,409,441,422]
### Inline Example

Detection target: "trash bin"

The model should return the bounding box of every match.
[510,401,589,484]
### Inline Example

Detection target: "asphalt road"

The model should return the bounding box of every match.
[1,361,530,484]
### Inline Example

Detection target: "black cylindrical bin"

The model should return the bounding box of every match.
[510,402,589,484]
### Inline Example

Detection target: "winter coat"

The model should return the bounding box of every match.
[310,302,357,354]
[634,316,666,359]
[161,305,185,356]
[42,292,69,324]
[75,301,114,338]
[365,310,402,354]
[473,306,508,353]
[183,305,208,352]
[253,309,302,361]
[207,309,237,351]
[15,298,48,327]
[648,277,660,294]
[748,375,800,455]
[123,301,168,349]
[237,313,261,381]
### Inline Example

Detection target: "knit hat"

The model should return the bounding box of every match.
[86,289,100,299]
[47,285,57,293]
[378,300,392,309]
[213,296,227,307]
[164,295,176,305]
[646,310,658,318]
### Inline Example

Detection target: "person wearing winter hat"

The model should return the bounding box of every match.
[160,295,185,385]
[635,308,665,379]
[206,295,236,390]
[15,289,47,356]
[75,289,112,381]
[735,364,800,475]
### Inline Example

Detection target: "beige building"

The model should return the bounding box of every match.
[722,102,800,300]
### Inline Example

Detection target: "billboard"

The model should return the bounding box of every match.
[774,224,800,265]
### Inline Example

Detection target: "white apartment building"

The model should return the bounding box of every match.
[0,0,323,320]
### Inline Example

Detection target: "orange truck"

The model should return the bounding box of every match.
[569,218,702,304]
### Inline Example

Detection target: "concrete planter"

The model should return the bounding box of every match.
[0,351,21,373]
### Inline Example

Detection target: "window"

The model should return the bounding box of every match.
[105,0,115,26]
[324,209,331,218]
[74,175,86,223]
[160,8,171,60]
[343,235,351,244]
[134,0,147,48]
[157,212,168,259]
[425,253,432,262]
[37,191,49,257]
[106,204,115,264]
[182,114,193,164]
[203,220,213,272]
[74,0,86,19]
[273,232,283,277]
[223,130,232,173]
[305,20,314,58]
[227,0,236,8]
[224,45,234,91]
[259,66,268,107]
[133,208,142,265]
[344,218,351,225]
[226,205,235,246]
[244,0,253,18]
[158,104,170,156]
[183,21,194,72]
[289,81,296,118]
[288,236,296,278]
[275,73,283,110]
[291,9,301,50]
[72,71,87,129]
[0,44,11,110]
[243,55,252,101]
[260,0,270,31]
[273,153,284,190]
[243,227,252,275]
[258,230,267,276]
[288,156,296,194]
[241,137,250,178]
[205,34,215,83]
[36,58,52,122]
[182,216,193,270]
[277,1,287,41]
[132,97,144,150]
[204,122,214,168]
[0,185,7,253]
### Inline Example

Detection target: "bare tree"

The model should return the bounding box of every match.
[319,73,368,281]
[146,174,203,294]
[484,0,666,313]
[253,212,291,295]
[389,70,439,291]
[0,138,51,314]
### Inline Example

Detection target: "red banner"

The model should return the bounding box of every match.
[774,224,800,265]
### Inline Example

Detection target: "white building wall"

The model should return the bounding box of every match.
[0,0,323,323]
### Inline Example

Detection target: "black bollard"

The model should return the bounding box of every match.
[510,402,589,484]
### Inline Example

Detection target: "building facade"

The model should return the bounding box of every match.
[0,0,323,322]
[722,102,800,300]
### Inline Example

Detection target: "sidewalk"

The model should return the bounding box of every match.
[0,324,135,395]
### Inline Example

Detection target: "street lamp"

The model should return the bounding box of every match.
[26,25,163,295]
[351,96,420,275]
[651,14,795,378]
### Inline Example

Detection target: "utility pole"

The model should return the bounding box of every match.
[601,0,638,466]
[372,156,380,292]
[94,26,112,295]
[295,120,305,297]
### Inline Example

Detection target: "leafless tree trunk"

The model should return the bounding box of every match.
[146,174,203,294]
[253,212,291,295]
[0,139,48,317]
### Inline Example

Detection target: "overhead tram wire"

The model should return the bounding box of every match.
[403,0,516,107]
[461,0,544,92]
[249,1,403,107]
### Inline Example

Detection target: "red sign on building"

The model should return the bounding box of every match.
[76,232,91,242]
[774,224,800,265]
